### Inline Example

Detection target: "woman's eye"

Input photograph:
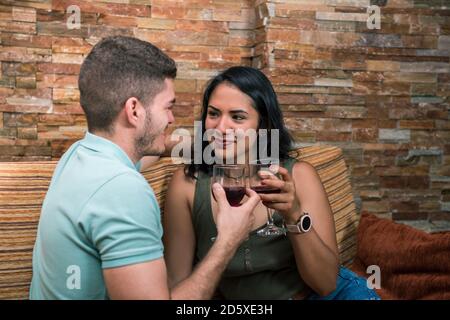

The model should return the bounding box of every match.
[233,115,246,121]
[207,111,218,117]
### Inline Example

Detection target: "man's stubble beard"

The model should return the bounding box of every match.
[135,108,165,158]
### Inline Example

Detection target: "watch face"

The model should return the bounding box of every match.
[301,215,311,231]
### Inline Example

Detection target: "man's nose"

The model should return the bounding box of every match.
[168,110,175,124]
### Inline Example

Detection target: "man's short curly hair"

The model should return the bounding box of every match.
[78,36,177,133]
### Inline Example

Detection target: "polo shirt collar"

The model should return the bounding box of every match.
[80,132,139,171]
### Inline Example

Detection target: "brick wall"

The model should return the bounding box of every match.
[0,0,449,226]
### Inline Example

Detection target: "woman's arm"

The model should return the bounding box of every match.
[163,167,196,288]
[258,161,339,296]
[288,161,339,296]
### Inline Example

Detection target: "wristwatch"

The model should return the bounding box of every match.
[285,212,312,234]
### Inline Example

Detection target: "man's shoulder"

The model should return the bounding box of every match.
[102,169,151,193]
[50,144,152,213]
[78,171,158,225]
[67,142,144,185]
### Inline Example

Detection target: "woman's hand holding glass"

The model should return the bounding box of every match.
[248,163,285,237]
[256,165,302,228]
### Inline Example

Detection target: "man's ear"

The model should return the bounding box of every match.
[123,97,142,128]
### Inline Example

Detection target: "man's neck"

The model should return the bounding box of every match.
[90,130,140,164]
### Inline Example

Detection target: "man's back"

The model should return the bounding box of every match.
[30,132,163,299]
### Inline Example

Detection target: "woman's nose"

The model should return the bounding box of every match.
[215,117,231,134]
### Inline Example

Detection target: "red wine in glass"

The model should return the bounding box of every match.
[223,186,246,206]
[250,186,281,195]
[212,164,246,207]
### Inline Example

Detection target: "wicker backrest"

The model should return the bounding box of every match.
[0,145,358,299]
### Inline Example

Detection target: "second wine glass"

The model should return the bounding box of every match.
[248,162,286,237]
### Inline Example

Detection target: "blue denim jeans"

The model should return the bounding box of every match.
[306,266,381,300]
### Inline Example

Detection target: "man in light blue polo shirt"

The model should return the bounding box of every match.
[30,132,162,299]
[30,36,260,300]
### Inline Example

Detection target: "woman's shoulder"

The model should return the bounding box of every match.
[292,160,320,181]
[281,156,306,174]
[292,158,315,169]
[169,166,196,190]
[167,166,196,208]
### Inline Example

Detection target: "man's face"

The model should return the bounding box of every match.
[135,78,175,157]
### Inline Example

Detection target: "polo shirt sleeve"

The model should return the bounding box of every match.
[79,172,164,269]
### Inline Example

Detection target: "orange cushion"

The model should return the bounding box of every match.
[351,213,450,300]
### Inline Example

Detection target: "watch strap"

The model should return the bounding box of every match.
[285,212,311,234]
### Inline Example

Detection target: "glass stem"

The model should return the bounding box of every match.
[266,208,274,226]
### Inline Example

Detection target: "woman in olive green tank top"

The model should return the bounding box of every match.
[163,67,380,300]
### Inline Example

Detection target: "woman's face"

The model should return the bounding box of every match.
[205,83,260,164]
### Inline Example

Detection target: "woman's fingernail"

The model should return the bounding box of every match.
[270,165,279,173]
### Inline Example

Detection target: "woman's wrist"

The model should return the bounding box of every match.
[283,198,302,224]
[284,210,302,225]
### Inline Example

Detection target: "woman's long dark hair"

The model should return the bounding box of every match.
[185,66,295,179]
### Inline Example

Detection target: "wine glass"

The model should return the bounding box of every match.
[248,161,286,237]
[212,165,247,207]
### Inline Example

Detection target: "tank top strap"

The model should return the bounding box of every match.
[193,170,211,211]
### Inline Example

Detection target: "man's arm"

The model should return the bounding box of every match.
[170,232,240,299]
[104,258,170,299]
[103,235,241,300]
[103,184,260,300]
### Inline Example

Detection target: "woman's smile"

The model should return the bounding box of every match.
[213,134,236,149]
